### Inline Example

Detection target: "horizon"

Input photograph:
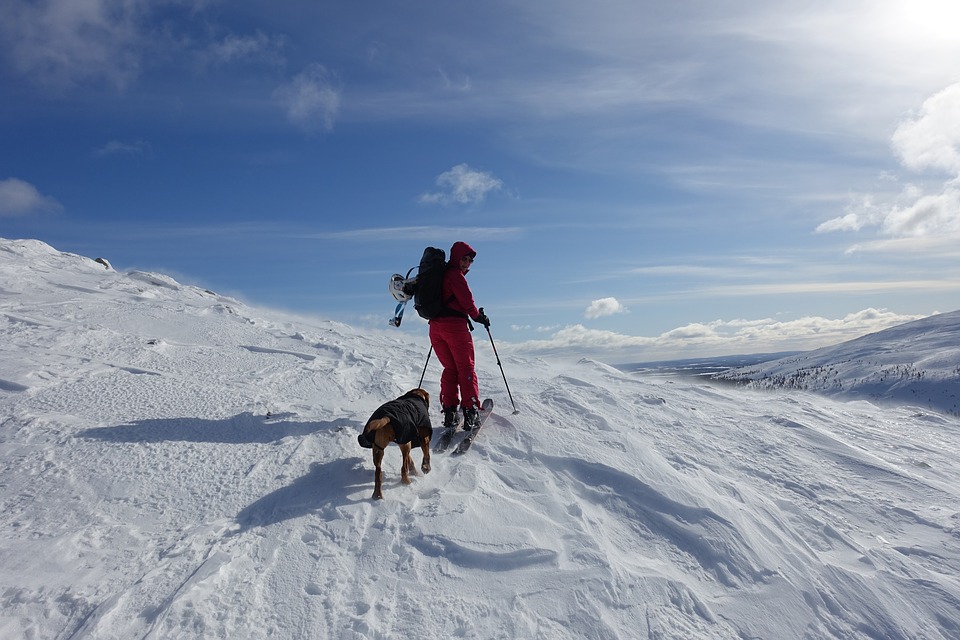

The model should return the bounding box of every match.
[2,1,960,362]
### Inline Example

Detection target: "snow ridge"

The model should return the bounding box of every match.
[2,238,960,639]
[714,310,960,416]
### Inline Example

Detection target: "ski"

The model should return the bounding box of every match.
[433,425,458,453]
[453,398,493,455]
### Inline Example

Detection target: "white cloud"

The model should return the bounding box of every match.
[815,212,866,234]
[818,82,960,241]
[205,31,285,67]
[511,309,926,362]
[299,225,521,243]
[881,186,960,237]
[892,83,960,175]
[0,178,63,217]
[274,64,341,133]
[537,325,563,333]
[419,164,503,206]
[843,234,960,258]
[0,0,150,90]
[697,279,960,297]
[517,324,656,353]
[584,297,627,319]
[820,180,960,240]
[93,139,151,158]
[1,1,287,92]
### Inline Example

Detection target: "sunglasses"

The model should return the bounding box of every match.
[462,256,475,263]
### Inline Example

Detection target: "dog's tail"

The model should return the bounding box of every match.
[358,417,390,449]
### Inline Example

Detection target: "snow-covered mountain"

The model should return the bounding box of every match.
[2,237,960,640]
[714,311,960,416]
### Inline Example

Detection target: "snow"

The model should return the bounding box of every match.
[714,311,960,417]
[1,237,960,639]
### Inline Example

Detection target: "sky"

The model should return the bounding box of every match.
[2,0,960,363]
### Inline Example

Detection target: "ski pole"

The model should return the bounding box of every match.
[417,346,433,389]
[484,323,519,414]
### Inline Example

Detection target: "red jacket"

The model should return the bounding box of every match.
[434,241,479,322]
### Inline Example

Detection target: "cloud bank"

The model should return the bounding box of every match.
[511,308,926,363]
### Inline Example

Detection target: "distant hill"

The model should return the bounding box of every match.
[713,310,960,416]
[616,352,803,378]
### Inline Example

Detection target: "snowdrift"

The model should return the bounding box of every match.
[2,238,959,639]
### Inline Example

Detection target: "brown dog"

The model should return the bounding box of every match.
[358,389,433,500]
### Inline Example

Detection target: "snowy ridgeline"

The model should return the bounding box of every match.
[712,311,960,417]
[2,237,960,640]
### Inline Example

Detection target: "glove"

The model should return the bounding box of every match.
[475,309,491,328]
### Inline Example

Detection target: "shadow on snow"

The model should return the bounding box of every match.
[77,412,353,444]
[78,412,375,530]
[232,458,369,531]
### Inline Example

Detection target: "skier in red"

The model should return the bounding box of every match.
[429,241,490,430]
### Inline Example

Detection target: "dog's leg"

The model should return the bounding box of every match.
[399,442,416,484]
[372,446,385,500]
[420,438,431,474]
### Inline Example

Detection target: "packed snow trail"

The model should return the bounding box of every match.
[2,238,960,639]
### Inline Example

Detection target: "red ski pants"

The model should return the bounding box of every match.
[429,320,479,411]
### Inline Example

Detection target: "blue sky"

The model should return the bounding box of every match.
[2,0,960,363]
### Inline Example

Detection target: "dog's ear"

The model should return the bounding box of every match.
[411,388,429,406]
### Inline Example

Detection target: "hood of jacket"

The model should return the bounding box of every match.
[449,241,476,266]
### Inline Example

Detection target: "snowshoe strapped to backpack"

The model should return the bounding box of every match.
[389,246,466,322]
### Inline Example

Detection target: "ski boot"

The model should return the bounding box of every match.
[462,406,480,431]
[442,407,462,430]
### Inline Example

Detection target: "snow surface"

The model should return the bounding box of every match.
[714,312,960,417]
[2,237,960,640]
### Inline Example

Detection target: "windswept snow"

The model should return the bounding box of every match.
[1,238,960,639]
[715,311,960,417]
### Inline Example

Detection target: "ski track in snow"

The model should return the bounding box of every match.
[2,238,960,639]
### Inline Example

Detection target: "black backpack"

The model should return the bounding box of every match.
[412,247,464,320]
[413,247,448,320]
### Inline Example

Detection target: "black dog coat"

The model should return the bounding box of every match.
[358,391,433,448]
